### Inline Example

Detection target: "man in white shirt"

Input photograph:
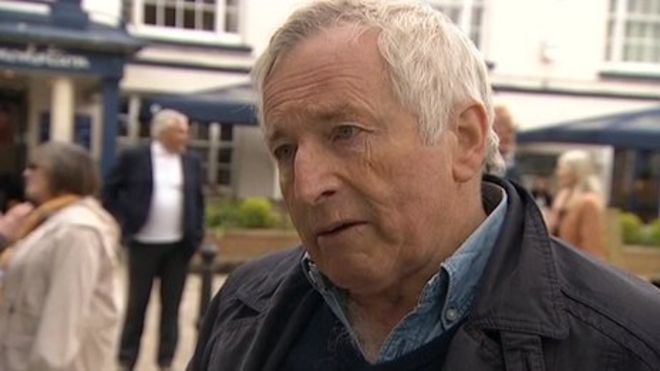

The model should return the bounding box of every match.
[103,109,205,371]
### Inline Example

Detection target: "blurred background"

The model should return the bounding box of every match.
[0,0,658,369]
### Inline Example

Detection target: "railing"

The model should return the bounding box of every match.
[197,243,217,330]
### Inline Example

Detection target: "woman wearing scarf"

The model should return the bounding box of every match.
[0,142,121,371]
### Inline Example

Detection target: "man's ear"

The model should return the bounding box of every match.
[451,104,488,182]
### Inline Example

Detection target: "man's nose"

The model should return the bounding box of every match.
[292,145,338,205]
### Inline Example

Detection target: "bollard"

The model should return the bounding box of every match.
[197,243,218,330]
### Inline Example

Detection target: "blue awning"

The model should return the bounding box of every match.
[143,83,258,125]
[517,106,660,150]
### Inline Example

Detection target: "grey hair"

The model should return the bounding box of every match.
[252,0,504,172]
[30,141,100,197]
[150,109,188,139]
[558,150,602,196]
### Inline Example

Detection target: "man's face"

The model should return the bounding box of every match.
[160,120,189,154]
[493,116,515,157]
[263,27,462,296]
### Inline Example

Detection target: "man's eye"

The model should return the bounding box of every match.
[334,125,361,141]
[273,145,295,161]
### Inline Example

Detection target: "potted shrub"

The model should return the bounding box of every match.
[612,212,660,280]
[205,197,299,269]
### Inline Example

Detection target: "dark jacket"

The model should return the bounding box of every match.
[101,143,205,257]
[189,177,660,370]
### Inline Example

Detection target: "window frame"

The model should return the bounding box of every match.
[604,0,660,73]
[426,0,486,50]
[129,0,243,45]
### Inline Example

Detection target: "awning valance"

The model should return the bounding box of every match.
[517,106,660,150]
[143,83,257,125]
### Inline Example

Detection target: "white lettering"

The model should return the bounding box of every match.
[0,47,91,70]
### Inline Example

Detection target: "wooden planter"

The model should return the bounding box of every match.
[205,228,300,271]
[611,245,660,281]
[604,209,660,282]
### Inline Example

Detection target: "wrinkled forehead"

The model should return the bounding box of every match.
[261,26,389,129]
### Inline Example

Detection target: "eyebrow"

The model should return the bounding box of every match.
[265,102,367,144]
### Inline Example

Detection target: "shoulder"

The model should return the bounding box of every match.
[573,192,603,211]
[219,247,304,303]
[552,238,660,354]
[184,150,203,165]
[52,199,120,240]
[117,144,149,161]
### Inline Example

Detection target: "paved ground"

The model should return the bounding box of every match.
[117,266,227,371]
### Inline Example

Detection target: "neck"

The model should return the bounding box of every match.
[346,185,487,361]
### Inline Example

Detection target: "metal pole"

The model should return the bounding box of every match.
[197,243,217,330]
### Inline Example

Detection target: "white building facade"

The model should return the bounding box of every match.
[0,0,658,213]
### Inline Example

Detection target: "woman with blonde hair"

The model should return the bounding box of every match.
[548,150,607,258]
[0,142,121,371]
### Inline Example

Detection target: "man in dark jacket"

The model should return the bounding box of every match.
[189,1,660,370]
[103,109,204,371]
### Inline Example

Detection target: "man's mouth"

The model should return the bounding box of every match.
[316,221,366,239]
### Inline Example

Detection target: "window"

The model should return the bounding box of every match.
[133,0,241,42]
[427,0,485,48]
[606,0,660,64]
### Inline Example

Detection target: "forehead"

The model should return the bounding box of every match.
[166,118,188,131]
[262,27,389,134]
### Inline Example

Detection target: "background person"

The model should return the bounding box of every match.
[190,1,660,370]
[547,149,607,258]
[0,202,33,253]
[103,109,204,371]
[490,104,522,183]
[0,142,121,371]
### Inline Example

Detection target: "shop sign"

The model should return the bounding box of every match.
[0,44,124,78]
[0,46,90,70]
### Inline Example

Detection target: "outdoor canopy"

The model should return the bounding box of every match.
[142,83,258,125]
[517,106,660,150]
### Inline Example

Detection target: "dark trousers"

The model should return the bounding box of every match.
[118,240,189,368]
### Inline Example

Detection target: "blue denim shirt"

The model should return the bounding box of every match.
[302,185,507,362]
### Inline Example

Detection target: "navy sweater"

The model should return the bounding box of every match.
[279,300,463,371]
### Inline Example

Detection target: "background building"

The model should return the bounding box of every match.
[0,0,658,217]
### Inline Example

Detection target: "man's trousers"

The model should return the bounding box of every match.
[118,240,189,369]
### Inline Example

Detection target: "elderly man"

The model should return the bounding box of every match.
[103,109,204,371]
[190,1,660,370]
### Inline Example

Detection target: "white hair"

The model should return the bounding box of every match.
[558,150,602,196]
[252,0,503,172]
[150,109,188,139]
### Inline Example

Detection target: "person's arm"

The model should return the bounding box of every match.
[194,157,205,249]
[0,202,34,246]
[28,226,104,371]
[101,150,129,220]
[578,197,607,258]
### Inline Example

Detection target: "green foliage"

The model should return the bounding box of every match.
[206,197,288,230]
[649,219,660,247]
[620,212,660,247]
[205,199,241,229]
[237,197,280,229]
[620,212,644,244]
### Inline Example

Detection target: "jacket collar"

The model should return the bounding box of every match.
[235,176,570,342]
[469,175,569,339]
[236,248,309,313]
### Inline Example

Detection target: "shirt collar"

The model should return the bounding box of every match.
[301,181,508,361]
[152,141,174,157]
[438,183,507,329]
